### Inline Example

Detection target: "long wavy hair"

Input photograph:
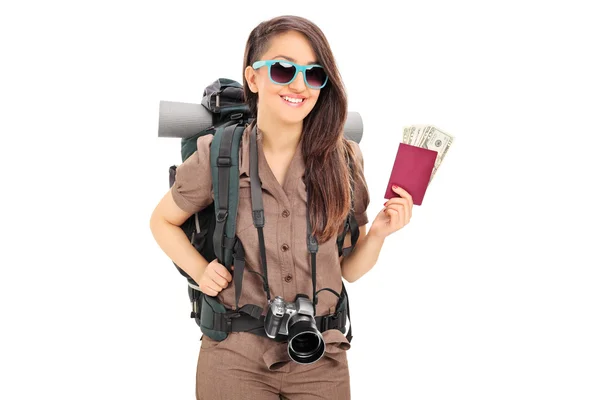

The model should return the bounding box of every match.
[242,15,359,244]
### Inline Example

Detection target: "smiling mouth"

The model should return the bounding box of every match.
[280,95,306,104]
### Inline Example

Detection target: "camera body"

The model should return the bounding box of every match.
[264,294,314,338]
[264,294,325,364]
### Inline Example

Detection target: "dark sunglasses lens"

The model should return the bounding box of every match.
[270,62,296,84]
[306,66,326,88]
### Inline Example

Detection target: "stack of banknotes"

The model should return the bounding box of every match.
[402,125,454,183]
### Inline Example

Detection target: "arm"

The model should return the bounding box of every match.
[149,134,215,284]
[340,224,385,283]
[340,184,414,283]
[149,190,209,284]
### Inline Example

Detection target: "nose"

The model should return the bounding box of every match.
[289,70,307,92]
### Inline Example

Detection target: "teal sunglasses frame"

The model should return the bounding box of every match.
[252,59,328,89]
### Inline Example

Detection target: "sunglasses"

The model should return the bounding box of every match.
[252,59,328,89]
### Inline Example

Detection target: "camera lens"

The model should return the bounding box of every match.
[291,332,320,354]
[287,316,325,364]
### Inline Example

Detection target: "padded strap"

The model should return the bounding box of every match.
[211,121,244,268]
[213,124,236,264]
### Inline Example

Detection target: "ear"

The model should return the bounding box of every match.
[244,66,258,93]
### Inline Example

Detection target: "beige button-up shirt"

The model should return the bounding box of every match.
[171,122,370,320]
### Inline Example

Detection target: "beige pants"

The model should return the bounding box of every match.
[196,330,351,399]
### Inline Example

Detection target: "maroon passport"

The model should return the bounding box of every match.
[384,142,437,206]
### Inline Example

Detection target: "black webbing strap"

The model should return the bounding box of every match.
[249,124,271,302]
[319,307,346,332]
[306,189,318,308]
[339,146,359,257]
[341,282,353,342]
[212,304,264,335]
[349,215,360,246]
[342,216,360,257]
[232,237,245,310]
[337,216,349,257]
[213,123,237,264]
[212,307,346,337]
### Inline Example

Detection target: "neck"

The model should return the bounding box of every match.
[256,112,302,154]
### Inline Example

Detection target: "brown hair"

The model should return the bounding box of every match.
[242,15,359,244]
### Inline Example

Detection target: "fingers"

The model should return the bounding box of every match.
[387,185,413,222]
[212,263,233,284]
[207,267,230,289]
[385,206,399,227]
[391,185,414,210]
[391,201,409,224]
[385,198,411,222]
[385,204,406,227]
[201,283,221,297]
[201,261,233,296]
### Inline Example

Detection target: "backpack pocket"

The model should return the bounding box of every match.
[199,294,229,342]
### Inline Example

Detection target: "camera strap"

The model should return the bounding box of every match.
[306,181,319,309]
[249,123,271,304]
[247,124,319,311]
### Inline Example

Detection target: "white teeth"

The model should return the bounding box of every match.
[282,96,304,103]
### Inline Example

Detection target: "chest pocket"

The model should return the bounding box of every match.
[235,178,278,239]
[235,184,255,234]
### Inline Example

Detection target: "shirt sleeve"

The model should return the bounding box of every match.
[170,134,215,214]
[348,140,370,226]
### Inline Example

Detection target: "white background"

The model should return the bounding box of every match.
[1,0,599,399]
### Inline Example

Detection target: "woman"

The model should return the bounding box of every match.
[150,15,413,400]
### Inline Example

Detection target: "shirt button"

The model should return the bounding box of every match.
[282,209,290,218]
[284,274,293,283]
[281,244,289,252]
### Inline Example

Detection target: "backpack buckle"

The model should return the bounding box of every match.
[307,235,318,253]
[321,309,343,331]
[216,210,228,222]
[252,210,265,228]
[223,311,242,332]
[321,318,328,331]
[190,298,200,318]
[224,311,242,319]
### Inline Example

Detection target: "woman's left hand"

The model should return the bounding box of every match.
[369,185,413,240]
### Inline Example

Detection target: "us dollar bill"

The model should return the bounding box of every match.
[402,124,426,145]
[422,126,454,182]
[401,124,454,182]
[414,125,425,146]
[402,126,410,144]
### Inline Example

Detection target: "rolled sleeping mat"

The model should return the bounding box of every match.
[158,100,363,143]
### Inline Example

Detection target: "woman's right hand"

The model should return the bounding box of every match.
[198,259,233,297]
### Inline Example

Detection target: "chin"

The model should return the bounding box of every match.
[280,106,315,125]
[279,114,308,125]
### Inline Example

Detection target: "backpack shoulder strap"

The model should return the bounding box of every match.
[337,144,361,257]
[210,120,245,268]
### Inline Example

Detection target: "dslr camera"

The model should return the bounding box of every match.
[264,294,325,364]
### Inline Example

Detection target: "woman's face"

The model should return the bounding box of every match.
[245,30,322,126]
